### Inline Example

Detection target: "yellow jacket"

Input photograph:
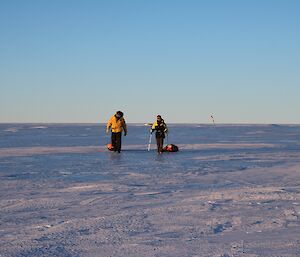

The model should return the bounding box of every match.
[106,115,127,133]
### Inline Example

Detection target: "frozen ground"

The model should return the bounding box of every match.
[1,124,300,257]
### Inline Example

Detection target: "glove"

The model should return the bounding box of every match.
[106,129,109,134]
[150,129,153,134]
[124,131,127,136]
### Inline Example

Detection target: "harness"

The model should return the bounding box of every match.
[154,122,166,138]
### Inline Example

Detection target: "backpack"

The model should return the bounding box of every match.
[163,144,179,152]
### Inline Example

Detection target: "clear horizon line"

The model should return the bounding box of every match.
[0,122,299,125]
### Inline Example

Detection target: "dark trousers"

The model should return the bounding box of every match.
[111,132,122,152]
[156,136,164,153]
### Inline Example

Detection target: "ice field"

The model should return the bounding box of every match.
[1,124,300,257]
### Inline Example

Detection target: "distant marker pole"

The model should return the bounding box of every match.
[210,115,216,126]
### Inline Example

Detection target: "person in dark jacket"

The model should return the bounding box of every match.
[151,115,168,154]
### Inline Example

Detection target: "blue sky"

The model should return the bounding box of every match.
[1,0,299,123]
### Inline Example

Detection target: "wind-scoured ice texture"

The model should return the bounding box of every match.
[1,124,300,257]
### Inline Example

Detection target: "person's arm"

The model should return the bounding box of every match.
[151,122,157,133]
[122,118,127,136]
[106,117,112,133]
[164,123,168,133]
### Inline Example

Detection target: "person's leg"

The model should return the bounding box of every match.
[156,136,160,153]
[111,132,117,151]
[161,138,164,152]
[157,136,163,153]
[116,132,122,153]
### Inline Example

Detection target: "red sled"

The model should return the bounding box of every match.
[163,144,179,152]
[107,143,114,151]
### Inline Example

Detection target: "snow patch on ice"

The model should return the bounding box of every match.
[30,126,48,129]
[4,128,19,133]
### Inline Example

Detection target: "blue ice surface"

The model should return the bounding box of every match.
[0,124,300,186]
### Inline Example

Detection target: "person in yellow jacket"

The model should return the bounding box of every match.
[106,111,127,153]
[151,115,168,153]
